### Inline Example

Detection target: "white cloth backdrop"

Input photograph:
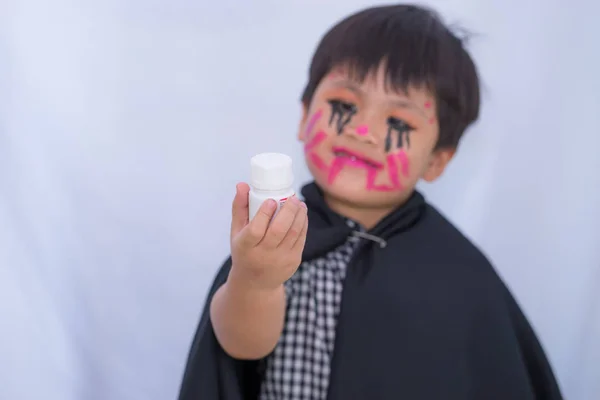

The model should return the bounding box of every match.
[1,0,598,399]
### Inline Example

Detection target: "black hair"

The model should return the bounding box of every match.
[300,4,480,149]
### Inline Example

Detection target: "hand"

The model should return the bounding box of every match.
[228,183,308,291]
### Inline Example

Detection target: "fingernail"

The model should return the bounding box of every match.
[291,196,300,204]
[300,202,307,209]
[265,199,277,209]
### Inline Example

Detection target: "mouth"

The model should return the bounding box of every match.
[332,146,383,169]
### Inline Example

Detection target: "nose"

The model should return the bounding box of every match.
[345,124,378,145]
[356,125,369,136]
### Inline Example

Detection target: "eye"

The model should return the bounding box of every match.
[387,117,414,132]
[328,99,357,113]
[328,99,358,135]
[385,117,415,152]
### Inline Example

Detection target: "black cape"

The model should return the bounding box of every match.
[178,182,563,400]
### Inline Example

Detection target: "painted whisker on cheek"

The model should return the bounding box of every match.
[396,150,410,177]
[365,167,378,191]
[365,167,397,192]
[386,154,401,188]
[305,109,323,138]
[304,131,326,152]
[327,158,345,185]
[309,153,328,171]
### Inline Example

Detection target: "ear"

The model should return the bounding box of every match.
[422,148,456,182]
[297,103,309,142]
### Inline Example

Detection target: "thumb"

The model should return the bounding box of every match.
[230,182,250,239]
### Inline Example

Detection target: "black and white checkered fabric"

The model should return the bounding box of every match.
[259,220,361,400]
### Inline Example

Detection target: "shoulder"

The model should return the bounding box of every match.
[388,201,509,300]
[406,202,493,268]
[423,204,522,308]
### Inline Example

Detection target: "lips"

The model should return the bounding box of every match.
[331,146,383,169]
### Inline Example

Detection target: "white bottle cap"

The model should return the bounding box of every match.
[250,153,294,191]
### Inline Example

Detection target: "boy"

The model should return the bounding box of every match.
[178,4,563,400]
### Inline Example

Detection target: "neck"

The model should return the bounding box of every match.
[323,194,408,231]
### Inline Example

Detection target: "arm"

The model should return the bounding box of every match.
[210,183,308,360]
[210,274,286,360]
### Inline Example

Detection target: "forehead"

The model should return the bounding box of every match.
[319,63,434,104]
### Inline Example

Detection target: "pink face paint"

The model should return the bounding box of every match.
[365,167,397,192]
[356,125,369,136]
[368,152,409,192]
[328,148,405,192]
[396,150,410,177]
[362,156,404,192]
[327,158,345,185]
[331,147,383,169]
[304,131,326,152]
[366,167,399,192]
[386,154,400,188]
[423,102,435,124]
[373,184,396,192]
[309,153,328,171]
[305,109,323,138]
[365,167,378,190]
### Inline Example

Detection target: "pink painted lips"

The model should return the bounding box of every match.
[331,146,383,169]
[326,146,410,191]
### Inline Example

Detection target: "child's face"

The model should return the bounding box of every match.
[298,63,455,211]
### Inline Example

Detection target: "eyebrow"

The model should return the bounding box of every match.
[329,80,427,118]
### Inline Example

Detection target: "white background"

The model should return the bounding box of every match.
[1,0,598,399]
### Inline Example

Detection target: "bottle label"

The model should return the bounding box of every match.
[273,197,291,218]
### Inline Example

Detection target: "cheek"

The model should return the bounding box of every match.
[304,131,327,153]
[367,151,410,192]
[303,108,331,172]
[308,153,329,171]
[303,109,323,140]
[404,149,433,181]
[393,150,410,177]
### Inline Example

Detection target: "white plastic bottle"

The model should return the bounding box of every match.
[248,153,295,221]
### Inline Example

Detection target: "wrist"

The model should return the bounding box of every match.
[226,267,284,297]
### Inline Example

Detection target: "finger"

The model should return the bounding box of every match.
[240,198,277,247]
[261,196,301,248]
[230,183,251,240]
[291,212,309,252]
[280,202,307,249]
